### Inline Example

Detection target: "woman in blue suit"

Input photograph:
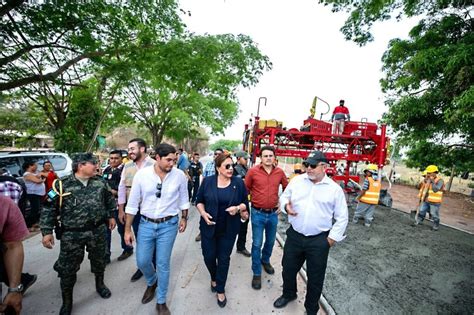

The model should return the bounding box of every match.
[196,153,249,308]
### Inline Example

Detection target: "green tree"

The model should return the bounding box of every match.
[54,80,102,153]
[0,1,182,91]
[210,139,242,152]
[116,34,272,147]
[320,0,473,177]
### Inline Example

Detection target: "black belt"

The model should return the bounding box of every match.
[142,215,177,224]
[253,206,278,213]
[63,220,107,232]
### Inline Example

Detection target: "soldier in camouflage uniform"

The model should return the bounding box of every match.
[40,153,116,315]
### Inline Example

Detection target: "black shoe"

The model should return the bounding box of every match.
[117,251,133,261]
[251,275,261,290]
[273,295,297,308]
[141,282,157,304]
[21,273,38,295]
[211,284,217,293]
[262,262,275,275]
[236,249,251,257]
[217,294,227,308]
[130,269,143,282]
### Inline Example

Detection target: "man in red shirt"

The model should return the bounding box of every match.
[245,146,288,290]
[0,196,30,314]
[331,99,351,134]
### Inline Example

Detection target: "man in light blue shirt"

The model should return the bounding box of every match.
[177,148,190,171]
[273,150,348,315]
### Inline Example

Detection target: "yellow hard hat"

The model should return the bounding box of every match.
[367,164,378,171]
[365,164,378,174]
[425,165,439,173]
[294,163,302,171]
[421,170,427,176]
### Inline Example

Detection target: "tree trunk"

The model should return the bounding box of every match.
[86,83,119,153]
[151,129,164,148]
[446,165,456,192]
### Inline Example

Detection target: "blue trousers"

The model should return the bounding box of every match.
[136,216,178,304]
[251,208,278,276]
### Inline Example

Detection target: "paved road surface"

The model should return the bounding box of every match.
[17,207,311,314]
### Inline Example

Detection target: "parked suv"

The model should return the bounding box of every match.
[0,151,72,178]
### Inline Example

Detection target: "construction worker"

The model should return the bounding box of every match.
[415,165,444,230]
[411,170,431,220]
[288,163,304,182]
[331,99,350,135]
[352,164,380,227]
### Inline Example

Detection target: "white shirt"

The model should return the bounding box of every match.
[125,166,190,219]
[280,174,348,242]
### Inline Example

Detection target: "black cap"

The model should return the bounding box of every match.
[304,150,328,165]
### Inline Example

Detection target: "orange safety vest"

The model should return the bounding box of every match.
[359,177,381,205]
[417,181,429,201]
[426,178,444,203]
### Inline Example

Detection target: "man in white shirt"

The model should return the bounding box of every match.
[273,150,348,315]
[124,143,189,315]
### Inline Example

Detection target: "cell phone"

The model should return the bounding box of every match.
[47,188,59,202]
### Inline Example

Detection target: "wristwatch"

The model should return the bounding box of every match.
[8,283,23,293]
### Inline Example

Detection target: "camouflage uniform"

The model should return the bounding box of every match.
[40,153,116,314]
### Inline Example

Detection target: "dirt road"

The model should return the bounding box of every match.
[388,183,474,233]
[279,206,474,314]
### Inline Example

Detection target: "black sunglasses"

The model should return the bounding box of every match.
[303,162,327,169]
[156,183,162,198]
[223,164,233,170]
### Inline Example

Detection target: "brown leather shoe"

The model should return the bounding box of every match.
[142,283,157,304]
[156,303,171,315]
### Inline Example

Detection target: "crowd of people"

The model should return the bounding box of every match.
[0,135,446,314]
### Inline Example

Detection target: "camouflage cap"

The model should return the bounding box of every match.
[71,152,97,164]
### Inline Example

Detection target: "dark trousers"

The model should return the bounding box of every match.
[282,226,330,314]
[106,211,141,259]
[26,194,42,227]
[201,231,237,294]
[236,219,249,251]
[188,177,200,203]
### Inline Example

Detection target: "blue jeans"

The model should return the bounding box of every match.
[418,202,440,225]
[136,215,179,304]
[251,208,278,276]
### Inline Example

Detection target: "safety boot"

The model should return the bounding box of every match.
[95,273,112,298]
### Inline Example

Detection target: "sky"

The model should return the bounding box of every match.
[179,0,418,143]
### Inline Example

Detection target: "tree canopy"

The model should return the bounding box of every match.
[1,1,272,152]
[210,139,242,153]
[113,34,271,147]
[320,0,473,173]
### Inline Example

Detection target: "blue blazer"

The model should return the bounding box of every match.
[196,175,249,238]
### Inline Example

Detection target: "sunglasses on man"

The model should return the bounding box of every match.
[156,183,162,198]
[303,162,328,169]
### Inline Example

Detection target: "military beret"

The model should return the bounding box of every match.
[71,152,97,164]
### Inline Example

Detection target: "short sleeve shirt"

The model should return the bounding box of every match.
[0,196,29,242]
